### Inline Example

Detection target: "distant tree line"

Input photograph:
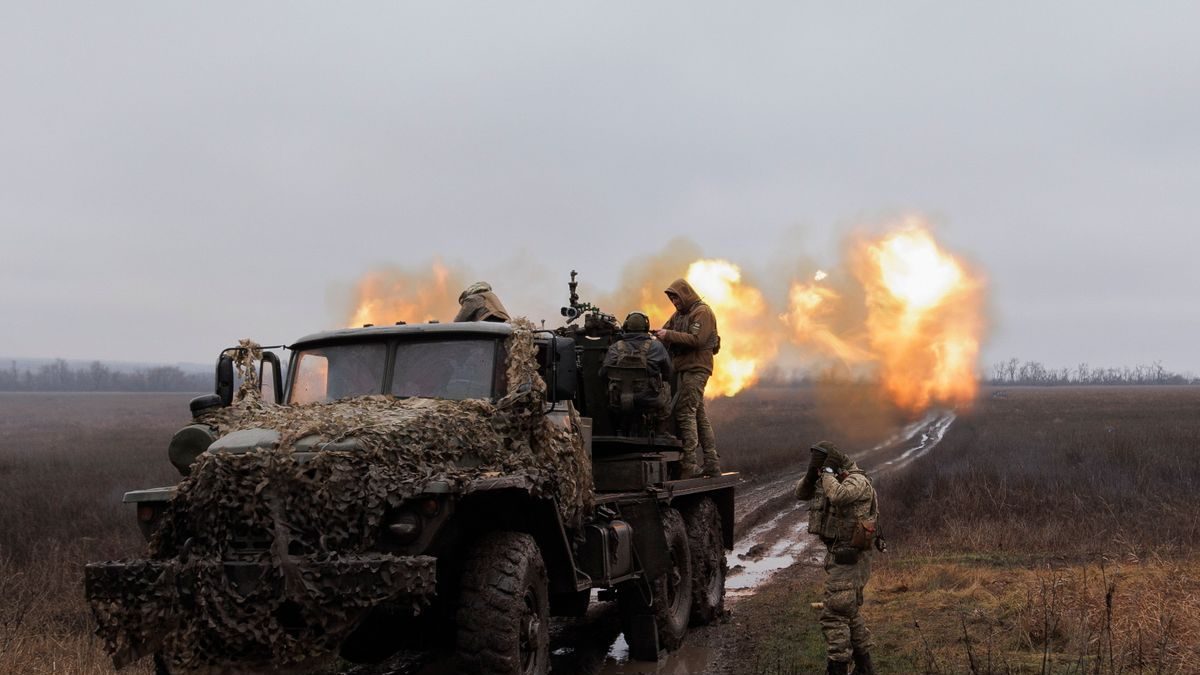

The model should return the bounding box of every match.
[0,359,210,392]
[986,359,1199,385]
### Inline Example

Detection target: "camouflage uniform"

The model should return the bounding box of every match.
[675,371,717,473]
[796,445,878,673]
[657,278,719,476]
[454,281,511,322]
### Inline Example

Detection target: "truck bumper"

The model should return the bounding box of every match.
[84,554,437,668]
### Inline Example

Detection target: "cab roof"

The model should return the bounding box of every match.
[291,321,514,350]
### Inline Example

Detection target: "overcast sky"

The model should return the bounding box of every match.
[2,3,1198,372]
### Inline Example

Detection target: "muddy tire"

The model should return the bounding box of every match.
[455,531,550,675]
[683,497,726,625]
[618,507,693,659]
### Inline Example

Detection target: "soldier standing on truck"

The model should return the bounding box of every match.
[454,281,512,322]
[600,312,674,428]
[653,278,720,478]
[795,441,879,675]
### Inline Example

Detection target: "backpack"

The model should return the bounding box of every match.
[605,340,662,411]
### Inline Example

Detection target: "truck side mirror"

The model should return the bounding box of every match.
[215,354,235,406]
[260,352,284,404]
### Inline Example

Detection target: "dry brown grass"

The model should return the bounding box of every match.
[0,393,187,674]
[881,386,1200,558]
[864,555,1200,674]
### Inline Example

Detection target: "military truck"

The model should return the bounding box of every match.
[85,284,737,674]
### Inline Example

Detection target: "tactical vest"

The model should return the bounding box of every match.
[808,474,879,547]
[807,484,832,539]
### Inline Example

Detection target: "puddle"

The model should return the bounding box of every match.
[724,510,813,598]
[878,412,955,471]
[600,635,717,675]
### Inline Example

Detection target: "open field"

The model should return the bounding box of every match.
[739,386,1200,674]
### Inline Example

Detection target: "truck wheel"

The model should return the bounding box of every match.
[618,507,692,658]
[456,531,550,675]
[684,497,726,625]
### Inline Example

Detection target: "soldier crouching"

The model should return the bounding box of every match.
[795,441,879,675]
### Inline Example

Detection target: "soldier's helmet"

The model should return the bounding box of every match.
[810,440,852,470]
[810,440,841,455]
[622,312,650,333]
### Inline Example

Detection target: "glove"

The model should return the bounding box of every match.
[821,453,841,471]
[807,448,827,472]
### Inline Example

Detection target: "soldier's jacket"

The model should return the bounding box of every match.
[659,278,719,374]
[454,285,511,323]
[599,334,673,410]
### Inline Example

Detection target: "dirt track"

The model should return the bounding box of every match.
[357,412,955,675]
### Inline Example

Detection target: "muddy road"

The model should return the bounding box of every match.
[354,412,955,675]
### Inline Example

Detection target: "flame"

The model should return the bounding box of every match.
[346,261,466,327]
[859,224,983,411]
[784,219,984,412]
[683,260,776,398]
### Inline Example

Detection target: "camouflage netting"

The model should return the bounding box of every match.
[87,319,593,671]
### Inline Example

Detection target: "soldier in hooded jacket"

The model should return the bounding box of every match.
[600,312,673,426]
[653,278,720,477]
[454,282,511,323]
[795,441,879,675]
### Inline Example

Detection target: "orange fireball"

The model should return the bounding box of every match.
[784,220,986,412]
[857,223,983,411]
[346,261,465,328]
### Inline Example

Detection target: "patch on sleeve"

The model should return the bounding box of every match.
[689,321,701,334]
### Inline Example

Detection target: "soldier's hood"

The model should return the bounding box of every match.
[459,281,493,304]
[665,278,702,310]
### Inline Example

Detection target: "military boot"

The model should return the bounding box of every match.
[701,461,720,477]
[852,649,875,675]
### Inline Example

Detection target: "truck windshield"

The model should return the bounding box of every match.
[391,339,496,400]
[290,343,387,404]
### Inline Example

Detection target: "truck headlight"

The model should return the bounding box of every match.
[168,424,218,476]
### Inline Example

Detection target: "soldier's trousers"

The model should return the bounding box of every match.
[674,370,718,470]
[819,549,873,663]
